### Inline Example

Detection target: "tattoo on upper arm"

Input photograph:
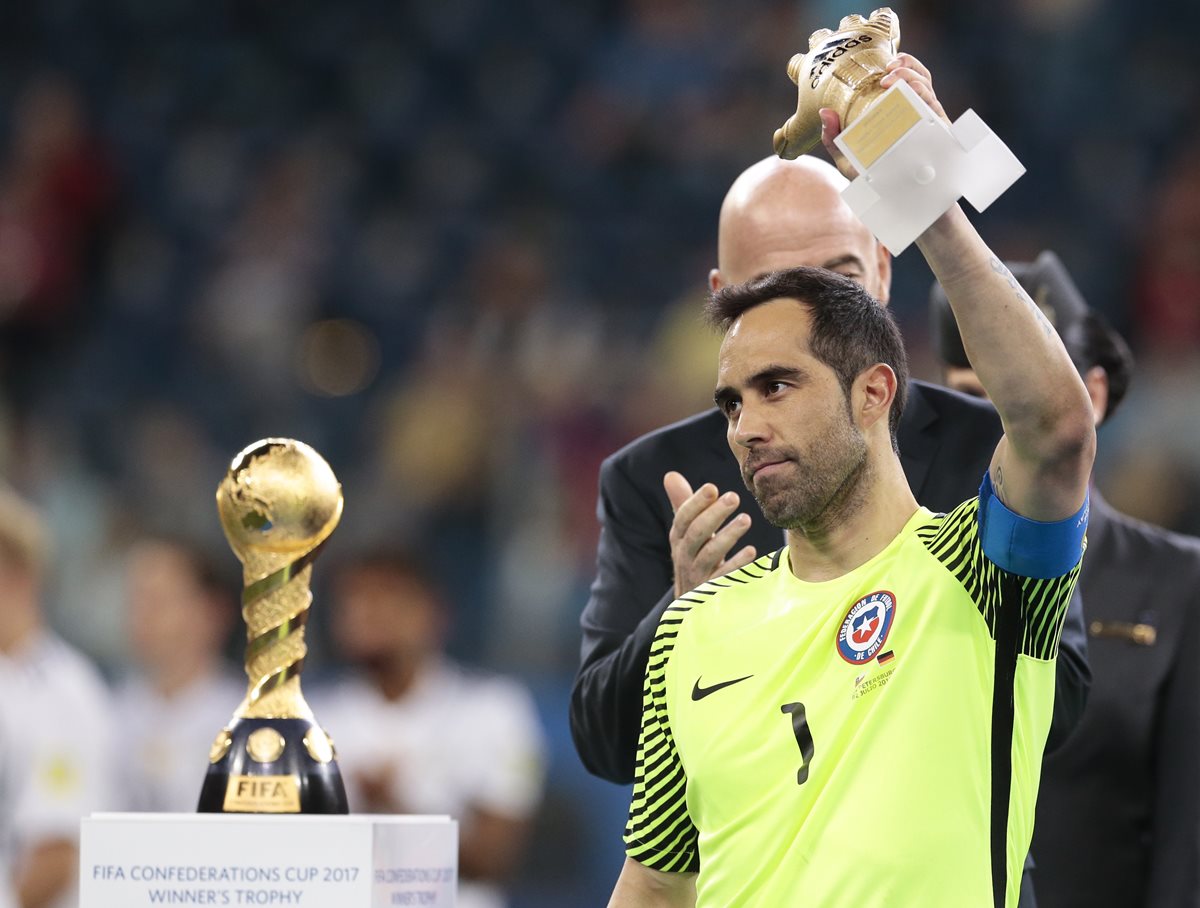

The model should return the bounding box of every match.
[989,256,1054,338]
[991,463,1007,504]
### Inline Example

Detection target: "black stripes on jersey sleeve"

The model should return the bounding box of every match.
[917,498,1082,660]
[625,598,701,872]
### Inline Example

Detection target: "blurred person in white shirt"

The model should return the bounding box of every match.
[313,549,545,908]
[0,486,115,908]
[113,536,243,813]
[0,689,23,908]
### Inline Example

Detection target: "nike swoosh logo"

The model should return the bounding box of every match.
[691,674,754,701]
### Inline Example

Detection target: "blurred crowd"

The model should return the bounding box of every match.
[0,0,1196,905]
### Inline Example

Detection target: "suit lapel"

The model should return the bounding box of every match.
[897,382,940,500]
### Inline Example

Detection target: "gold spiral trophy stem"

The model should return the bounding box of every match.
[237,550,318,722]
[197,438,347,814]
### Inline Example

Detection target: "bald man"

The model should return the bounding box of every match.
[570,154,1089,794]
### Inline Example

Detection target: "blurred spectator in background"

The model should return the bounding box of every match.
[0,691,22,908]
[112,536,242,813]
[0,74,115,408]
[1134,129,1200,358]
[0,486,114,908]
[931,260,1200,907]
[313,549,545,908]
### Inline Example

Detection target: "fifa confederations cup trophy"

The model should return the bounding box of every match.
[772,7,1024,255]
[772,7,901,160]
[197,438,348,814]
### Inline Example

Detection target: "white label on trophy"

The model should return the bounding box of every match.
[838,87,922,170]
[835,81,1025,254]
[80,813,458,907]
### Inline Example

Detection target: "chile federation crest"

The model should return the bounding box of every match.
[836,591,896,664]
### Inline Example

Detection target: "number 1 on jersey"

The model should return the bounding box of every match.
[780,701,814,785]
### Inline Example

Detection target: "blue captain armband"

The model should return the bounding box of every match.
[977,472,1088,579]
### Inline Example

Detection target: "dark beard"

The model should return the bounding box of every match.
[744,422,869,531]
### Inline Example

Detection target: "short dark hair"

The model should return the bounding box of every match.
[1060,310,1133,424]
[706,267,909,444]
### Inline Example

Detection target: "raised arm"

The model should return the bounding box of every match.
[916,206,1095,519]
[821,54,1094,519]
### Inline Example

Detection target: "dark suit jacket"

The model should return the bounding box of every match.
[571,378,1090,784]
[1031,494,1200,908]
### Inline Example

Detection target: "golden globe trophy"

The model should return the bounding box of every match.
[773,7,1024,255]
[197,438,348,814]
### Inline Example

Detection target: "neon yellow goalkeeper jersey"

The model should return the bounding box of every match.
[624,482,1086,908]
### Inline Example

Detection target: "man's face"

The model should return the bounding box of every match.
[716,298,868,529]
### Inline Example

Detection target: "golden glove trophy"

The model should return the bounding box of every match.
[772,7,901,160]
[197,438,348,814]
[772,7,1024,255]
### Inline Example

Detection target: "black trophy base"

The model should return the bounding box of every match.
[198,717,348,814]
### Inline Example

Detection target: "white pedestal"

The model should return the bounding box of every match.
[80,813,457,907]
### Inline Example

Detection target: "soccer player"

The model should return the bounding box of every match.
[608,97,1095,908]
[571,97,1089,799]
[576,54,1088,905]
